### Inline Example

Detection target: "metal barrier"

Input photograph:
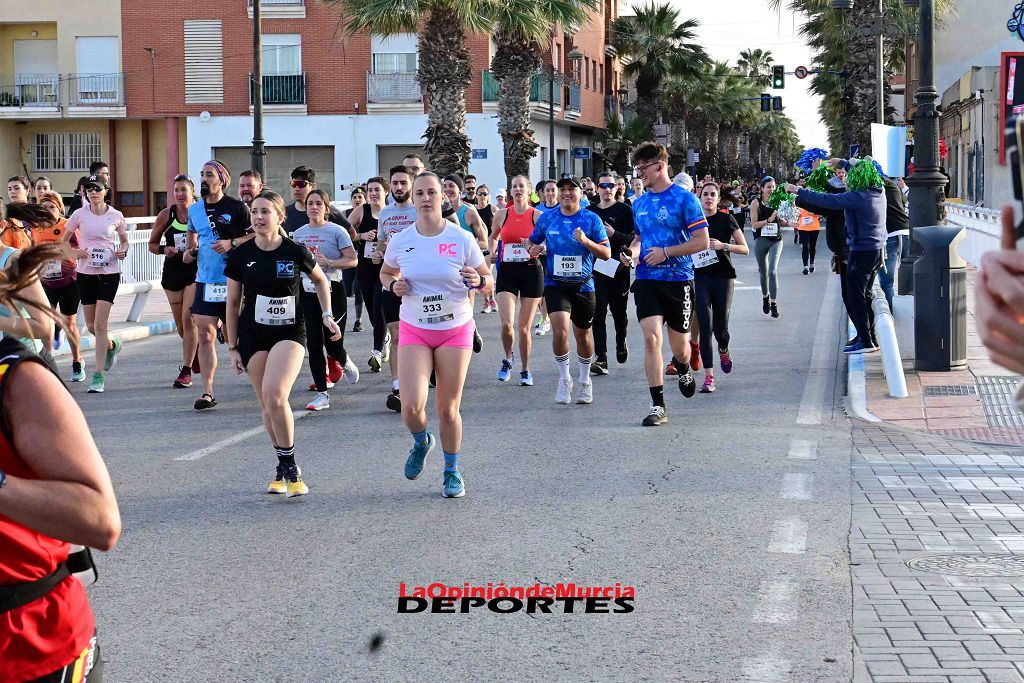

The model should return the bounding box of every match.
[870,281,908,398]
[945,204,1001,266]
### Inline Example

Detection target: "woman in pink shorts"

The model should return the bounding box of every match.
[380,172,492,499]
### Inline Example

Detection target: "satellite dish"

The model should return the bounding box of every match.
[199,111,211,122]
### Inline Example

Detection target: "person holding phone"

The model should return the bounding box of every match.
[976,206,1024,375]
[749,176,787,319]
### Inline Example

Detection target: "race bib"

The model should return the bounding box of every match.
[554,255,583,278]
[801,216,814,226]
[761,223,779,238]
[88,247,112,268]
[204,283,227,303]
[43,259,63,279]
[416,292,454,325]
[692,248,719,269]
[363,241,379,259]
[302,274,317,293]
[173,232,187,251]
[730,206,742,214]
[255,294,296,326]
[502,243,530,262]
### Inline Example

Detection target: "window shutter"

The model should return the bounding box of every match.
[184,20,223,104]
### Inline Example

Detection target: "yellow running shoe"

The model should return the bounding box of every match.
[268,464,287,494]
[285,465,308,498]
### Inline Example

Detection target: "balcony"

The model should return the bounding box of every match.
[367,72,422,110]
[250,72,306,106]
[565,83,581,120]
[481,71,564,108]
[247,0,305,18]
[68,73,124,106]
[0,74,60,108]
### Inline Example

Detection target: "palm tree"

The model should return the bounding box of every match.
[337,0,497,175]
[611,2,709,131]
[737,48,774,88]
[490,0,597,183]
[673,61,754,177]
[595,114,651,175]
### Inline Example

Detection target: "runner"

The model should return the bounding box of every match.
[443,175,487,348]
[693,181,748,394]
[380,172,491,498]
[225,191,341,497]
[349,177,390,369]
[66,175,129,394]
[530,179,559,337]
[489,174,544,385]
[749,176,788,319]
[6,176,29,204]
[3,202,63,355]
[375,165,417,412]
[622,142,710,426]
[3,177,33,250]
[615,176,628,204]
[630,177,645,201]
[32,176,51,202]
[538,180,560,213]
[238,169,264,205]
[524,176,610,405]
[33,192,85,381]
[476,183,498,318]
[149,174,199,388]
[293,189,359,411]
[587,171,635,375]
[795,205,822,275]
[65,176,89,217]
[282,166,351,236]
[184,160,253,410]
[343,186,366,332]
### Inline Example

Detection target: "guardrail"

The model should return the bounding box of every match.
[945,204,1001,267]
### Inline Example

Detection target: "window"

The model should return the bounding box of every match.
[117,192,144,208]
[32,132,102,172]
[262,34,301,74]
[74,36,119,103]
[556,44,562,73]
[154,192,168,213]
[593,61,598,92]
[584,57,590,88]
[184,20,223,104]
[371,34,417,74]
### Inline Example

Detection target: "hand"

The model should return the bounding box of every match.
[162,246,179,257]
[323,317,342,341]
[708,238,724,251]
[116,247,128,260]
[460,266,481,289]
[490,251,499,264]
[363,229,377,242]
[528,243,545,258]
[644,246,668,266]
[619,252,635,268]
[976,206,1024,373]
[831,254,840,274]
[182,249,196,264]
[573,227,587,244]
[76,249,89,260]
[212,239,232,254]
[315,253,330,268]
[230,349,245,375]
[784,183,800,194]
[391,278,410,296]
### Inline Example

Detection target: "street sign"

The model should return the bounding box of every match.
[652,123,668,137]
[572,147,591,160]
[795,65,809,79]
[472,149,487,159]
[655,136,669,146]
[850,144,860,158]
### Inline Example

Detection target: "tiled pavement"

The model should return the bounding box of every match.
[852,422,1024,682]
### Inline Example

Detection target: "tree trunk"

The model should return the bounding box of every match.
[634,73,659,130]
[419,8,472,176]
[492,33,541,184]
[705,121,720,178]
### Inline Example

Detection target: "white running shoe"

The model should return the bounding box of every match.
[368,350,382,372]
[575,381,593,404]
[555,377,573,404]
[343,357,360,384]
[306,392,330,411]
[382,335,392,362]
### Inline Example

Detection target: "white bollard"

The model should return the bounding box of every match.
[871,283,909,398]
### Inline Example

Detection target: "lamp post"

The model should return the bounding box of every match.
[546,46,583,180]
[251,0,266,176]
[900,0,945,294]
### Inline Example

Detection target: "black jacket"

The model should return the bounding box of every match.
[883,179,909,234]
[796,184,848,260]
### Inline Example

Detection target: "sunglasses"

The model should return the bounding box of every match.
[174,174,193,184]
[478,191,488,196]
[597,182,615,189]
[85,185,104,193]
[290,179,311,189]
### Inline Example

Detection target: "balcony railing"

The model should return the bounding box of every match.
[67,73,124,106]
[367,72,421,104]
[250,72,306,105]
[0,74,60,107]
[566,83,581,113]
[481,71,568,107]
[248,0,304,5]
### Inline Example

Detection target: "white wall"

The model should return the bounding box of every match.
[934,5,1020,94]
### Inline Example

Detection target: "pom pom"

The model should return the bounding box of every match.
[767,186,796,209]
[794,147,829,172]
[777,200,800,223]
[805,165,835,192]
[846,156,885,191]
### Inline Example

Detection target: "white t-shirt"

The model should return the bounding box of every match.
[383,222,485,330]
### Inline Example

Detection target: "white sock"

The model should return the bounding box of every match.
[392,379,400,391]
[555,352,570,381]
[578,355,592,384]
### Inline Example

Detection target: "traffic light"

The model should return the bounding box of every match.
[772,65,785,89]
[772,96,783,111]
[760,93,771,112]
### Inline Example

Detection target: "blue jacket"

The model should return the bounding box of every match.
[795,186,887,252]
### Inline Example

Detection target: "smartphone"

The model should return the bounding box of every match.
[1006,117,1024,241]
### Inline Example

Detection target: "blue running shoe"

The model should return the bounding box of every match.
[52,327,62,351]
[519,370,533,386]
[443,469,465,498]
[497,358,513,382]
[404,432,435,480]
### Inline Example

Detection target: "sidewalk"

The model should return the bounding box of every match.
[863,267,1024,446]
[53,291,177,358]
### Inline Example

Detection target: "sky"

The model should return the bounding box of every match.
[662,0,831,149]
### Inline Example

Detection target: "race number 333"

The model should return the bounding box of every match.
[417,293,453,325]
[255,295,296,325]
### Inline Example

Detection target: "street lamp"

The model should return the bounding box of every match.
[547,45,583,180]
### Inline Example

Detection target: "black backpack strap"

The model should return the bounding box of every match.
[0,562,70,614]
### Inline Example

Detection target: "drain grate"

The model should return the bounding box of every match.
[907,554,1024,577]
[924,385,978,397]
[977,376,1024,428]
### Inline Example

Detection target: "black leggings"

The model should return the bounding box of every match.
[694,275,734,370]
[356,259,386,352]
[593,268,630,359]
[343,267,363,321]
[301,281,349,392]
[799,231,819,267]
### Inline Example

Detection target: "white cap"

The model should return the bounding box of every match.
[673,172,694,192]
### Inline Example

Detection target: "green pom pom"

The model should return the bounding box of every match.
[767,186,795,210]
[846,157,884,191]
[805,166,835,193]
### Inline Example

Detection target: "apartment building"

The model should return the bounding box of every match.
[121,0,621,204]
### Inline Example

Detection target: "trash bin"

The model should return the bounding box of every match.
[913,226,967,371]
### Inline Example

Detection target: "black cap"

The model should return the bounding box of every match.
[556,175,582,189]
[85,175,108,191]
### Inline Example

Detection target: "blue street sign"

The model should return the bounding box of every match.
[850,144,860,158]
[472,149,487,159]
[572,147,591,160]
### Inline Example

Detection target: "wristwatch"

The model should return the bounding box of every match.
[230,238,237,249]
[476,275,488,291]
[0,468,7,489]
[322,311,334,319]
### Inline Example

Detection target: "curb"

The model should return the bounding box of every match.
[52,319,178,358]
[845,321,881,423]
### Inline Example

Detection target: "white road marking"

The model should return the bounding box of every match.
[734,285,762,291]
[740,655,791,682]
[752,580,797,624]
[768,517,808,554]
[787,439,818,460]
[175,410,314,461]
[781,473,813,500]
[796,274,839,425]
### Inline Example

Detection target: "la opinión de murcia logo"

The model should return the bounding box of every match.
[398,582,636,614]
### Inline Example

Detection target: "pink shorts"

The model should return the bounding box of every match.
[399,319,475,350]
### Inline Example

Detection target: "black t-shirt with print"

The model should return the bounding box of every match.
[225,237,316,330]
[696,210,740,280]
[204,195,251,241]
[587,201,635,260]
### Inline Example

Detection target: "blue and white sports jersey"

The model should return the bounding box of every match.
[187,196,250,284]
[529,207,608,293]
[632,184,708,282]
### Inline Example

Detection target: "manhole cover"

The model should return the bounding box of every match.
[907,554,1024,576]
[923,385,978,397]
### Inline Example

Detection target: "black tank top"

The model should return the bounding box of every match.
[357,210,381,266]
[755,199,781,242]
[162,205,197,272]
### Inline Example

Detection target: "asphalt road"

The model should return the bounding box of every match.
[75,240,856,682]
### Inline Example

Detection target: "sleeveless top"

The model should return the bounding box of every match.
[162,206,197,274]
[456,204,471,233]
[0,338,94,680]
[754,199,781,242]
[499,207,539,263]
[356,209,381,267]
